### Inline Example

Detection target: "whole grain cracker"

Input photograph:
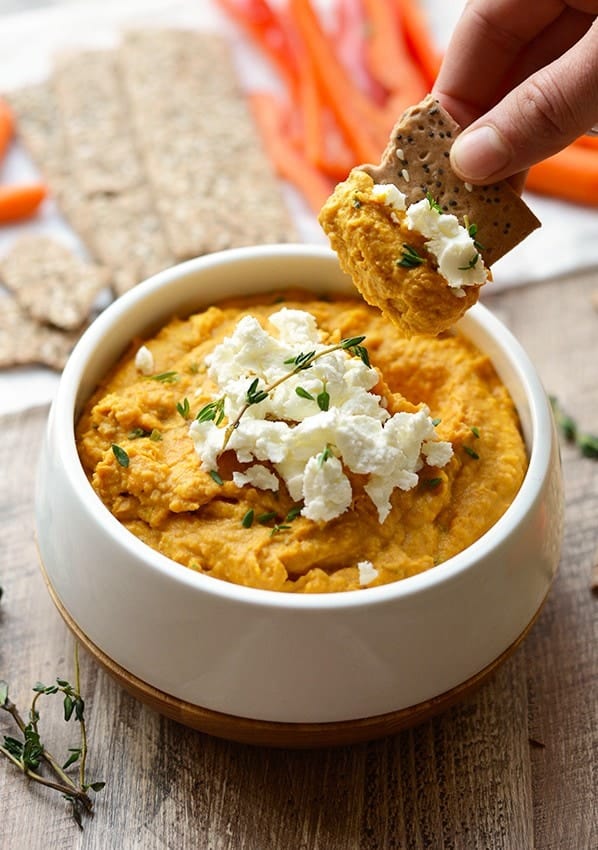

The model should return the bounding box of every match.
[360,95,540,266]
[6,81,173,294]
[5,84,68,182]
[53,49,145,196]
[5,83,89,223]
[0,295,81,370]
[0,235,110,330]
[118,29,296,259]
[83,186,174,295]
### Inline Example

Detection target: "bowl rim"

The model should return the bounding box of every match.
[51,243,553,611]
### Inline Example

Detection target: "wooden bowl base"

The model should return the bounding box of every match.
[39,558,545,748]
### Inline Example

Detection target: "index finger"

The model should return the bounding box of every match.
[433,0,568,126]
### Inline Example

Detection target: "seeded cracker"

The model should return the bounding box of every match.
[0,235,109,330]
[0,297,80,370]
[5,84,88,224]
[7,81,173,294]
[118,30,296,259]
[360,95,540,266]
[53,50,145,196]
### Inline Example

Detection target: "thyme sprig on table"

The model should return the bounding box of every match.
[196,335,370,455]
[0,644,105,829]
[550,396,598,459]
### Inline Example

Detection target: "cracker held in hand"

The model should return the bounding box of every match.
[319,95,541,336]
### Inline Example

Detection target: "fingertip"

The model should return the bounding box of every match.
[450,125,512,182]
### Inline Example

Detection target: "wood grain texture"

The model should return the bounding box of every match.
[0,270,597,850]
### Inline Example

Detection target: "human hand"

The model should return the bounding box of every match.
[432,0,598,191]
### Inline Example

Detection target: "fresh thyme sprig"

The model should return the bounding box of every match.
[397,244,425,269]
[463,215,485,252]
[196,335,370,455]
[0,645,104,829]
[195,397,225,426]
[426,191,443,213]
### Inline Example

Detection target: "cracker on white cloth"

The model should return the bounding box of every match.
[53,49,145,196]
[8,82,173,294]
[0,235,109,330]
[0,295,81,370]
[118,29,297,259]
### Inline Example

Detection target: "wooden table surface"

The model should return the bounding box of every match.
[0,268,597,850]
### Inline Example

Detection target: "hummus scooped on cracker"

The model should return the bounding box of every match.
[319,96,540,336]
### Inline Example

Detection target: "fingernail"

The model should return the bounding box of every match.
[451,125,511,181]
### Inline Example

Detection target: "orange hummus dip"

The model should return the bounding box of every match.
[76,291,527,593]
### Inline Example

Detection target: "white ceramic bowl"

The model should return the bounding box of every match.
[35,244,564,745]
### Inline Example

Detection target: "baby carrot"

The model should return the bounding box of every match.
[572,134,598,152]
[526,147,598,207]
[394,0,443,88]
[289,0,390,162]
[292,23,356,179]
[0,183,48,224]
[361,0,428,100]
[215,0,299,93]
[249,91,334,212]
[0,97,15,162]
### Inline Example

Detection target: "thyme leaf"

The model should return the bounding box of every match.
[295,386,314,401]
[397,244,425,269]
[196,397,225,426]
[111,444,129,468]
[176,397,191,419]
[149,371,178,383]
[209,470,224,486]
[317,387,330,412]
[257,511,277,524]
[246,378,269,405]
[318,444,335,467]
[463,445,480,460]
[550,396,598,458]
[241,509,254,528]
[286,504,303,521]
[458,252,480,271]
[426,191,443,213]
[128,427,150,439]
[465,218,486,251]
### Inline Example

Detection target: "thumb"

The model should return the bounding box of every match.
[450,21,598,184]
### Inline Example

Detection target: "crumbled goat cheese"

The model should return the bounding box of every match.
[406,199,488,293]
[189,308,452,523]
[232,464,279,492]
[373,185,489,294]
[371,183,407,211]
[357,560,379,586]
[134,344,154,375]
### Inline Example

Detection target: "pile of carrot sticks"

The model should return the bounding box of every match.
[217,0,598,211]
